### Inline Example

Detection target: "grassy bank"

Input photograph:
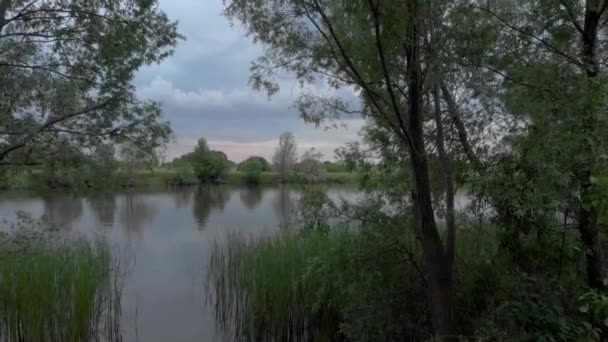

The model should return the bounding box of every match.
[0,231,122,341]
[118,169,361,187]
[0,168,362,190]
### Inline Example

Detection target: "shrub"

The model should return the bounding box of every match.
[237,156,271,173]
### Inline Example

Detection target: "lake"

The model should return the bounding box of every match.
[0,185,362,342]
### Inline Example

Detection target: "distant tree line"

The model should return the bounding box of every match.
[168,132,362,185]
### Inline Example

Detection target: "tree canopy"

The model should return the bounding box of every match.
[191,138,230,184]
[238,156,271,173]
[0,0,181,166]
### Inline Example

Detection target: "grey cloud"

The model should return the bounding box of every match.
[135,0,364,160]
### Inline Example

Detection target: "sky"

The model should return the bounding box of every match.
[134,0,364,163]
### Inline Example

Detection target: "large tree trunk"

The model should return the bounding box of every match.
[577,0,607,291]
[408,124,458,340]
[406,1,458,339]
[433,85,456,265]
[579,173,606,290]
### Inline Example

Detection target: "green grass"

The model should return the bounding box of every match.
[0,235,122,341]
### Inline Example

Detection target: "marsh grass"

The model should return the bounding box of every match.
[0,229,124,341]
[207,231,349,341]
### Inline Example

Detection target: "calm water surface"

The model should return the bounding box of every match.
[0,185,361,341]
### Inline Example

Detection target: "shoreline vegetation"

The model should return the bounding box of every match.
[0,168,362,191]
[0,218,124,341]
[207,205,595,341]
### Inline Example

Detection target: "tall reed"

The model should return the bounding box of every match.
[0,233,124,341]
[207,231,348,341]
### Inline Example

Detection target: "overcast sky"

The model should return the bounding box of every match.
[134,0,363,163]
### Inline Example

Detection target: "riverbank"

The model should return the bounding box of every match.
[143,168,361,186]
[0,168,362,190]
[207,221,593,341]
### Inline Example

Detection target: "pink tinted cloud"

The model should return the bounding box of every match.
[208,140,277,163]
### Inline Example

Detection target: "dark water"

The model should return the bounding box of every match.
[0,185,361,342]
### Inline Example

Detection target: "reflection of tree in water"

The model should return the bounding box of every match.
[42,195,83,231]
[193,186,231,230]
[87,193,117,228]
[239,186,263,210]
[119,192,156,240]
[273,185,295,230]
[173,187,194,209]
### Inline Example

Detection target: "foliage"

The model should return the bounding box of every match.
[237,156,271,173]
[0,167,31,190]
[334,142,365,172]
[0,0,180,166]
[88,144,120,186]
[172,152,195,164]
[294,188,334,234]
[297,147,326,183]
[237,156,271,185]
[36,142,121,188]
[323,161,348,173]
[166,161,198,186]
[119,143,157,186]
[191,138,230,184]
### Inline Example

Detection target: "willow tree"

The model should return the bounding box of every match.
[0,0,180,166]
[225,0,459,338]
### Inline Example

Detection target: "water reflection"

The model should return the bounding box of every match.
[239,186,263,210]
[193,186,231,230]
[173,187,193,209]
[42,195,83,230]
[119,192,156,240]
[88,193,117,228]
[273,185,295,230]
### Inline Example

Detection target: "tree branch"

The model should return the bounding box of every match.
[0,99,115,161]
[305,0,411,145]
[440,82,484,174]
[367,0,412,149]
